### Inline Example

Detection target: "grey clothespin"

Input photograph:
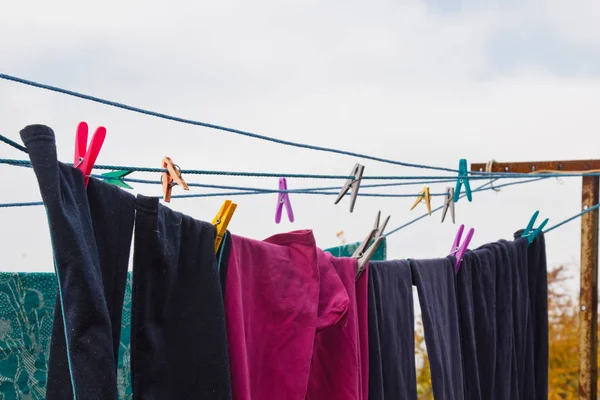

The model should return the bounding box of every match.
[441,187,455,223]
[334,163,365,213]
[354,211,390,279]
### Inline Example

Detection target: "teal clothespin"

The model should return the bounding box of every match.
[100,170,134,189]
[522,210,549,245]
[453,159,472,203]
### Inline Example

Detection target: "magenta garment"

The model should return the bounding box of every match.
[306,254,370,400]
[224,230,350,400]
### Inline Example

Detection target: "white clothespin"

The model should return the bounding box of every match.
[354,211,390,279]
[441,187,455,223]
[334,163,364,213]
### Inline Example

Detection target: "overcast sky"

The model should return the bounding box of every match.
[1,0,600,295]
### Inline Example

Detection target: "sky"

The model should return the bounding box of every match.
[1,0,600,295]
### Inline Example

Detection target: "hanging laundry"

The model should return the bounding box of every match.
[367,260,417,400]
[410,258,466,400]
[306,252,369,400]
[20,125,135,400]
[518,231,549,400]
[455,245,498,400]
[131,195,231,399]
[223,230,322,399]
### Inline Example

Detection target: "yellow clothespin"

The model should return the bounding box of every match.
[212,200,237,253]
[411,186,432,215]
[161,156,189,203]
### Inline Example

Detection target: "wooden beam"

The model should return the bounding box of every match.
[470,159,600,400]
[471,160,600,174]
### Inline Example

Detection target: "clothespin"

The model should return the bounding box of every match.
[354,211,390,279]
[275,178,294,223]
[212,200,237,253]
[449,224,474,273]
[161,156,189,202]
[453,159,472,203]
[100,170,134,189]
[441,187,455,223]
[521,211,549,246]
[410,186,431,215]
[335,163,365,213]
[74,121,106,187]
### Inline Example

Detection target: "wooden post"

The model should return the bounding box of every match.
[471,160,600,400]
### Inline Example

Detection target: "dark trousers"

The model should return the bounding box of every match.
[131,195,232,399]
[22,125,135,399]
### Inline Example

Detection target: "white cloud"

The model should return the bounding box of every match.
[0,0,599,281]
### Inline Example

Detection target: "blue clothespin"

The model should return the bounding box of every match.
[522,210,549,245]
[453,159,472,203]
[100,170,134,189]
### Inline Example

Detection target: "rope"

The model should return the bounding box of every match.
[0,73,459,173]
[384,177,547,237]
[0,134,27,153]
[6,157,600,180]
[544,203,600,234]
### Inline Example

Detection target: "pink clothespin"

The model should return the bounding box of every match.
[275,178,294,223]
[74,121,106,187]
[449,224,474,273]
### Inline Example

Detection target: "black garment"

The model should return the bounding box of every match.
[21,125,135,399]
[368,260,417,400]
[516,231,549,400]
[131,195,232,399]
[455,246,498,400]
[410,257,465,400]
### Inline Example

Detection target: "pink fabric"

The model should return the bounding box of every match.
[224,230,349,400]
[306,254,370,400]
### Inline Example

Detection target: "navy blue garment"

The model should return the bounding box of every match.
[131,195,232,399]
[516,231,549,400]
[410,257,465,400]
[368,260,417,400]
[21,125,135,399]
[455,246,498,400]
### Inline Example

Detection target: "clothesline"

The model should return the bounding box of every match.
[2,156,600,180]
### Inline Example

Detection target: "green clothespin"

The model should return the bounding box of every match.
[522,211,549,245]
[453,159,472,203]
[100,170,134,189]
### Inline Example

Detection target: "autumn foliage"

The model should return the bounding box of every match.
[414,265,593,399]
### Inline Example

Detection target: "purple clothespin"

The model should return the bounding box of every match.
[449,224,474,273]
[275,178,294,224]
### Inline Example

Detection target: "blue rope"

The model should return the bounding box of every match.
[0,201,44,208]
[5,157,600,180]
[384,177,547,237]
[544,203,600,234]
[0,73,459,173]
[0,133,27,153]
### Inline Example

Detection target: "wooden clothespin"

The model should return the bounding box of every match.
[212,200,237,253]
[441,187,455,223]
[450,224,474,273]
[411,186,431,215]
[454,159,472,203]
[161,156,189,202]
[334,163,365,213]
[354,210,390,279]
[74,121,106,187]
[521,211,549,246]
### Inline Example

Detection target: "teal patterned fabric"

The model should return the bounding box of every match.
[0,239,386,399]
[324,236,387,261]
[0,273,133,399]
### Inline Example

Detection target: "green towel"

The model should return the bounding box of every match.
[0,238,386,399]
